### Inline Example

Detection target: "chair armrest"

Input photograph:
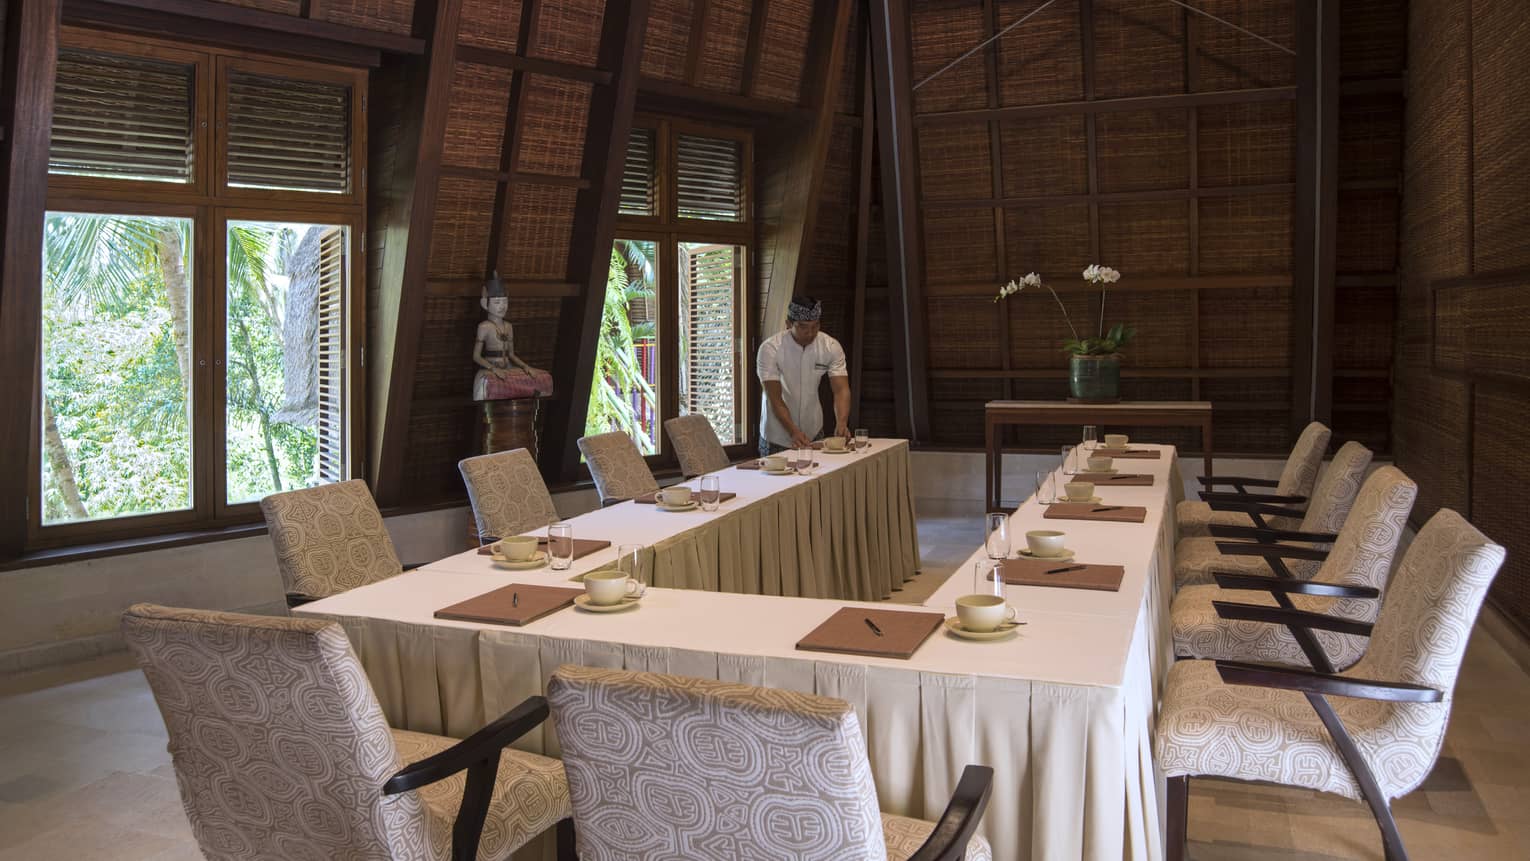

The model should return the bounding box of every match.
[1207,524,1339,544]
[285,593,317,609]
[384,695,550,794]
[1215,541,1330,562]
[401,562,428,572]
[1212,600,1374,636]
[1200,490,1308,505]
[1212,572,1379,599]
[1200,476,1281,489]
[908,764,995,861]
[1204,500,1306,519]
[1215,660,1443,703]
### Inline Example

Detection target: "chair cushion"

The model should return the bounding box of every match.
[1173,536,1322,589]
[391,729,571,861]
[1171,584,1369,670]
[881,812,992,861]
[1175,501,1269,538]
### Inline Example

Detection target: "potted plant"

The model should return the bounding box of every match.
[995,265,1133,401]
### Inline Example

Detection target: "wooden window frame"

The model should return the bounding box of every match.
[28,28,367,551]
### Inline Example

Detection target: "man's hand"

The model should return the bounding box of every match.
[834,422,851,441]
[789,428,814,448]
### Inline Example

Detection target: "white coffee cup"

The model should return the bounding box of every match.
[956,594,1016,633]
[584,568,643,605]
[1104,433,1129,449]
[494,535,539,562]
[762,455,788,471]
[659,486,692,507]
[1025,529,1067,557]
[1086,455,1113,472]
[1063,481,1095,502]
[824,436,847,451]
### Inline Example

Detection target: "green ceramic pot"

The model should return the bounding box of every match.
[1069,353,1121,401]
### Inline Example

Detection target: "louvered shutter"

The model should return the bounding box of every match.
[227,70,351,194]
[315,227,348,483]
[50,48,195,183]
[619,127,657,217]
[680,244,743,444]
[676,134,743,222]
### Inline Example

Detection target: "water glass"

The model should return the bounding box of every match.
[974,559,1004,597]
[1061,444,1077,475]
[854,427,870,449]
[1035,471,1056,505]
[700,475,721,511]
[984,512,1010,561]
[547,522,574,571]
[799,446,818,473]
[1082,425,1098,452]
[616,543,646,587]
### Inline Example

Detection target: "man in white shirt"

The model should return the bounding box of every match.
[757,295,852,455]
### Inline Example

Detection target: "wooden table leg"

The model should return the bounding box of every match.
[985,418,997,511]
[1203,417,1214,479]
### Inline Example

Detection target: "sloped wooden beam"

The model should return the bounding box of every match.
[866,0,931,442]
[369,0,461,506]
[542,0,651,481]
[1292,0,1338,431]
[0,0,59,558]
[849,30,874,426]
[757,0,854,335]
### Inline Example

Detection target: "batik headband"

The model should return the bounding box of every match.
[787,297,823,322]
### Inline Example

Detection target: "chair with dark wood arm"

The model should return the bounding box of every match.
[122,604,573,861]
[1156,509,1505,861]
[547,665,995,861]
[1177,421,1330,538]
[1173,442,1373,590]
[1170,464,1414,672]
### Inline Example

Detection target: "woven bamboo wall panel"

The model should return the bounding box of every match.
[923,208,997,284]
[211,0,301,15]
[1107,289,1193,367]
[1006,289,1092,368]
[1338,95,1404,183]
[1335,191,1399,273]
[1214,410,1293,451]
[1393,371,1470,516]
[1431,284,1466,371]
[1099,201,1190,275]
[999,116,1088,197]
[516,76,592,177]
[530,0,605,66]
[427,177,496,279]
[910,0,987,114]
[1470,0,1530,271]
[443,63,512,172]
[1333,285,1395,368]
[640,0,694,81]
[1459,281,1530,387]
[1095,109,1190,193]
[1199,286,1289,367]
[1340,0,1408,77]
[1197,101,1294,187]
[918,123,991,201]
[1471,386,1530,626]
[1191,0,1295,91]
[317,0,414,35]
[1002,204,1091,278]
[835,2,864,115]
[929,379,1004,446]
[822,121,859,206]
[404,409,475,500]
[1091,0,1184,99]
[995,0,1083,106]
[862,296,890,369]
[1201,376,1289,404]
[458,0,524,51]
[866,204,888,287]
[754,0,811,103]
[926,299,1002,369]
[414,296,478,400]
[1402,0,1469,281]
[1197,193,1291,274]
[697,0,752,93]
[498,183,577,279]
[505,297,563,370]
[861,368,892,401]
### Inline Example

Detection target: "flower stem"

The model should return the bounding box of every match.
[1045,285,1081,343]
[1097,287,1105,339]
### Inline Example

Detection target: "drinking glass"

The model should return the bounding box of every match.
[1035,470,1056,505]
[854,428,870,450]
[700,475,721,511]
[1081,425,1098,452]
[799,445,818,474]
[984,512,1010,561]
[616,543,646,588]
[1061,444,1077,475]
[974,559,1004,597]
[547,522,574,571]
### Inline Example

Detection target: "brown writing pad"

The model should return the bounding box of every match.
[475,538,611,560]
[796,608,945,660]
[993,558,1125,592]
[1092,448,1161,459]
[435,584,584,627]
[635,490,737,504]
[1043,503,1148,523]
[1075,472,1153,486]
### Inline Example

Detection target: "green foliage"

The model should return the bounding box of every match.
[585,240,659,454]
[1063,324,1135,357]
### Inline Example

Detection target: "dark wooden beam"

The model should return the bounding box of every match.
[482,0,542,274]
[913,85,1296,126]
[637,76,812,124]
[454,44,613,85]
[0,0,60,559]
[1292,0,1339,431]
[757,0,854,337]
[849,32,874,427]
[543,0,651,481]
[684,0,710,86]
[740,0,768,97]
[867,0,930,442]
[368,0,461,505]
[922,183,1295,210]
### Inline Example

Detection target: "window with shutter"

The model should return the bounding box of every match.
[226,70,351,194]
[49,48,195,184]
[315,227,348,484]
[680,243,745,445]
[675,134,743,221]
[619,127,657,217]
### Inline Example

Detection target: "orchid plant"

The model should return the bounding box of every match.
[995,265,1134,357]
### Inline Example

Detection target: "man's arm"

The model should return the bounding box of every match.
[829,375,851,439]
[763,380,813,447]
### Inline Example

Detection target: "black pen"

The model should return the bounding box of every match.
[512,592,519,607]
[1092,506,1123,512]
[1045,564,1086,575]
[864,617,884,637]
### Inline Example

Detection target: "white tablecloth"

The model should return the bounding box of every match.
[299,444,1181,860]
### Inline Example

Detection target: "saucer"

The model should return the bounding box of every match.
[1082,468,1119,475]
[1060,496,1102,504]
[1016,548,1076,561]
[656,500,700,512]
[820,447,853,455]
[491,551,548,570]
[762,467,797,476]
[944,617,1021,641]
[574,594,641,613]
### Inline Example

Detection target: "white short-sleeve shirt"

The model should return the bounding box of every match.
[757,329,849,447]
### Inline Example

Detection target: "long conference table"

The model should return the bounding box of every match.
[298,439,1183,860]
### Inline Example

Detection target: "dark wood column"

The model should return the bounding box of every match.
[1292,0,1339,430]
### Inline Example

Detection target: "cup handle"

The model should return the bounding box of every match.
[1004,605,1016,623]
[626,579,641,597]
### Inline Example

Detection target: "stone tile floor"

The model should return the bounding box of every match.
[0,499,1525,860]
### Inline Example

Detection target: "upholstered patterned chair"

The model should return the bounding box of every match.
[1170,464,1416,671]
[577,431,659,505]
[1174,441,1373,588]
[546,665,994,861]
[122,604,572,861]
[260,479,402,606]
[662,414,731,477]
[1156,509,1505,861]
[1177,421,1330,537]
[459,448,561,544]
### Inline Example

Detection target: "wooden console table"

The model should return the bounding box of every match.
[984,400,1214,509]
